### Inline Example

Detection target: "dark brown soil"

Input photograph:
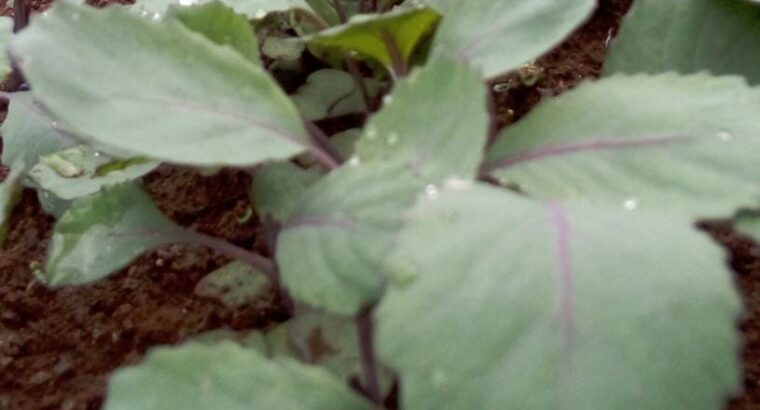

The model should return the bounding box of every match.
[0,0,758,409]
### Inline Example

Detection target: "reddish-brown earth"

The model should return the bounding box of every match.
[1,0,759,409]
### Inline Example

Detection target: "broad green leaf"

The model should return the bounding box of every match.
[306,6,441,71]
[0,167,23,245]
[331,128,361,159]
[12,1,312,167]
[104,342,373,410]
[736,210,760,243]
[261,36,305,60]
[45,183,184,286]
[484,73,760,218]
[132,0,310,18]
[251,161,322,220]
[1,92,75,170]
[27,146,158,200]
[0,16,12,78]
[277,163,421,314]
[357,54,487,181]
[427,0,595,78]
[604,0,760,84]
[292,69,377,121]
[378,183,741,410]
[167,1,260,64]
[194,261,271,308]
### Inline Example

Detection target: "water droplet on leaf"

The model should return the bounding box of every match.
[387,132,399,146]
[623,198,638,211]
[425,184,439,199]
[716,130,733,142]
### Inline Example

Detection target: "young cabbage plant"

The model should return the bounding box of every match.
[0,0,759,408]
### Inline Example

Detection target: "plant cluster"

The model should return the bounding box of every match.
[1,0,760,408]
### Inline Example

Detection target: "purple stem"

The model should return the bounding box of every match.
[357,306,382,404]
[380,29,408,79]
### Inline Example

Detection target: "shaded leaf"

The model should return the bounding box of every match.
[167,1,261,64]
[277,163,421,314]
[104,342,373,410]
[306,6,440,71]
[427,0,595,78]
[0,92,75,170]
[251,161,322,220]
[194,261,271,308]
[12,1,312,167]
[45,183,184,286]
[292,69,377,121]
[357,54,487,181]
[27,145,158,200]
[484,73,760,218]
[605,0,760,84]
[378,183,740,409]
[0,167,23,245]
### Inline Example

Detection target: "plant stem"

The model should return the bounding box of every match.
[305,121,344,166]
[293,8,329,32]
[330,0,348,23]
[380,29,408,79]
[357,305,383,405]
[345,57,374,112]
[4,0,29,93]
[486,92,500,147]
[182,231,279,284]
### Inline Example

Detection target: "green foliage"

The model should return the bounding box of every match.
[377,184,740,409]
[605,0,760,84]
[104,342,373,410]
[2,0,757,408]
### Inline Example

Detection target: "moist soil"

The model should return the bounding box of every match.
[0,0,759,409]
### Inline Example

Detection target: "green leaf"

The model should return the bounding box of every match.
[604,0,760,84]
[194,261,271,308]
[0,167,23,245]
[277,163,421,314]
[291,69,377,121]
[377,183,741,409]
[303,0,360,27]
[484,73,760,218]
[306,6,441,71]
[12,1,312,167]
[251,161,322,220]
[1,92,75,170]
[27,146,158,200]
[167,1,260,64]
[261,36,306,60]
[132,0,310,19]
[357,54,487,181]
[104,342,373,410]
[45,183,184,286]
[0,16,12,78]
[427,0,595,78]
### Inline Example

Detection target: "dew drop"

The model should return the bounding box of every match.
[155,258,165,267]
[383,95,394,106]
[347,157,361,167]
[71,12,81,21]
[716,130,733,142]
[432,369,447,387]
[444,177,472,190]
[386,132,399,146]
[622,198,638,211]
[365,127,377,140]
[151,12,161,21]
[424,184,439,199]
[254,9,267,19]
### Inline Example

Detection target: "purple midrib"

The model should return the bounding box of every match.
[548,202,575,349]
[486,135,691,172]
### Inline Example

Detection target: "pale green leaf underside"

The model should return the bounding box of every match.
[427,0,595,78]
[251,161,322,220]
[485,73,760,218]
[1,92,75,170]
[132,0,309,18]
[0,16,13,78]
[28,146,158,200]
[378,184,740,410]
[604,0,760,84]
[45,183,183,286]
[277,163,422,314]
[12,1,310,167]
[167,1,261,64]
[104,342,372,410]
[357,53,487,181]
[307,7,441,69]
